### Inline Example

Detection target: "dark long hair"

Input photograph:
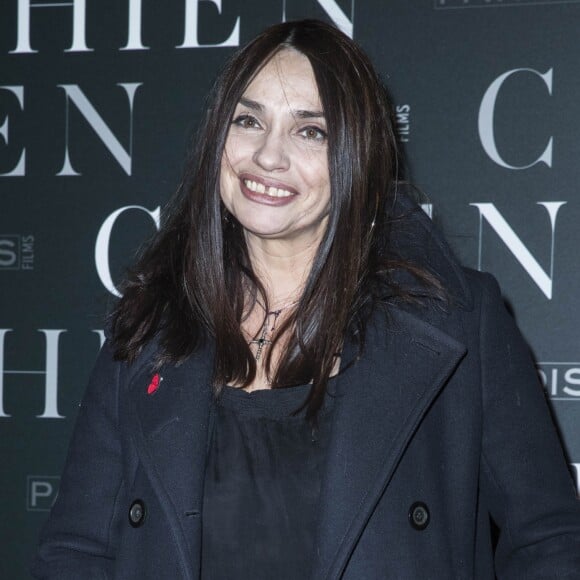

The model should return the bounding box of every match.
[109,19,440,420]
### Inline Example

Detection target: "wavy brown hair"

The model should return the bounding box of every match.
[109,19,442,420]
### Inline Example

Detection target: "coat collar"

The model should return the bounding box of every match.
[127,302,466,580]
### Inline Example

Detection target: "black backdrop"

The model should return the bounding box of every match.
[2,1,580,577]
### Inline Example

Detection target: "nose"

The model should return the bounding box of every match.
[252,130,290,172]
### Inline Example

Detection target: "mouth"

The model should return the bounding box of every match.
[242,178,294,198]
[238,173,298,205]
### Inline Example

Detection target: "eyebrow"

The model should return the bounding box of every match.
[295,109,325,119]
[239,97,263,112]
[238,97,325,119]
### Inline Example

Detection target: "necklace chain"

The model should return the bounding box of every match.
[248,299,299,362]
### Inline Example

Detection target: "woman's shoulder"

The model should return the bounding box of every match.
[389,191,472,310]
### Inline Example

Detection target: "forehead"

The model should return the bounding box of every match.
[241,49,322,110]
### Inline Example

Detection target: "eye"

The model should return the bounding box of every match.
[232,114,261,130]
[298,125,327,142]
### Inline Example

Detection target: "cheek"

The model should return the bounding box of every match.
[219,160,235,209]
[223,134,251,167]
[220,140,241,184]
[222,139,236,171]
[304,158,330,203]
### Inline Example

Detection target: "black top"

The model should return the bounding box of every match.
[200,383,335,580]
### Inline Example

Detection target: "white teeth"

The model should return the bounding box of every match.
[244,179,293,198]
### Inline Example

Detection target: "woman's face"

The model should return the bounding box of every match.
[220,49,330,250]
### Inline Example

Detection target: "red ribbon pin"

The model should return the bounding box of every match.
[147,373,161,395]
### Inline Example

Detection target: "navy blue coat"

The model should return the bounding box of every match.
[32,201,580,579]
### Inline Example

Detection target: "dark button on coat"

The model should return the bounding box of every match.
[409,502,430,531]
[128,500,146,528]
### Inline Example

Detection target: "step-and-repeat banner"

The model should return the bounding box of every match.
[2,1,579,577]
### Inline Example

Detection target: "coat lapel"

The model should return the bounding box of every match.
[311,306,467,580]
[126,343,215,580]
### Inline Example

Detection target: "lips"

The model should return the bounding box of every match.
[238,173,298,206]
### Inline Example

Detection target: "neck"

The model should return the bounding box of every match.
[244,234,322,307]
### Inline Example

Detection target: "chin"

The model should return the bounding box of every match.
[234,212,288,237]
[241,224,288,239]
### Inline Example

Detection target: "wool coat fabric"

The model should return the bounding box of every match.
[32,199,580,579]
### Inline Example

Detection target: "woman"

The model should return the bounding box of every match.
[33,19,580,579]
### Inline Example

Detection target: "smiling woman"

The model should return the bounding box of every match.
[32,19,580,580]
